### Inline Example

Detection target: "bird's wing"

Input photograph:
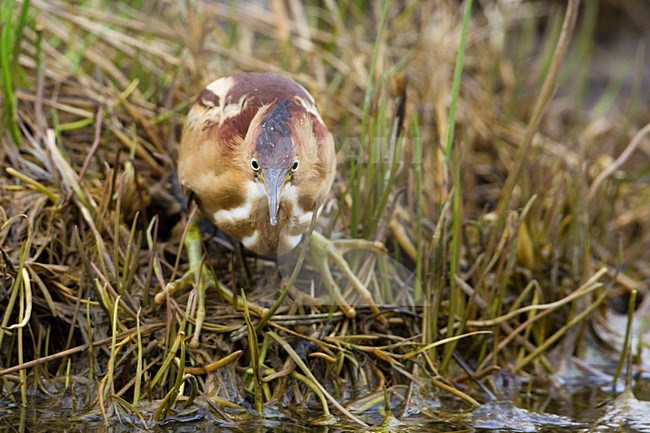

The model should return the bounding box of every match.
[184,72,319,147]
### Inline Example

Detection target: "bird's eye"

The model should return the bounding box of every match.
[291,160,299,172]
[251,157,260,172]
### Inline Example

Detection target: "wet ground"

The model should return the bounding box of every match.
[2,374,649,433]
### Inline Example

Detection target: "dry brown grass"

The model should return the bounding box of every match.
[1,0,649,428]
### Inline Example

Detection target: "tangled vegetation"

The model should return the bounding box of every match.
[1,0,648,429]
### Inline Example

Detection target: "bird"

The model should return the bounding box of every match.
[178,72,336,256]
[158,72,384,348]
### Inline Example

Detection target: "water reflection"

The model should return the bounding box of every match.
[3,378,650,433]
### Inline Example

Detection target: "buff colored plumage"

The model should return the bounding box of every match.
[178,72,336,256]
[157,72,365,349]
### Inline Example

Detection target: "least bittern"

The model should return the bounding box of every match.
[156,72,384,347]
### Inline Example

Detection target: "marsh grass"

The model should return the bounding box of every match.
[1,0,649,428]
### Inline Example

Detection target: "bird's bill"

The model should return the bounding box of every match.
[261,167,289,226]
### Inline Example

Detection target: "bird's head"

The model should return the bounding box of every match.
[245,97,303,226]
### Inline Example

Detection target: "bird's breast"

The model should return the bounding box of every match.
[209,181,316,256]
[211,182,265,225]
[210,181,265,247]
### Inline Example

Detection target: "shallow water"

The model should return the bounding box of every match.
[3,375,650,433]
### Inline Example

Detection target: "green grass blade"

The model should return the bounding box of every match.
[441,0,472,372]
